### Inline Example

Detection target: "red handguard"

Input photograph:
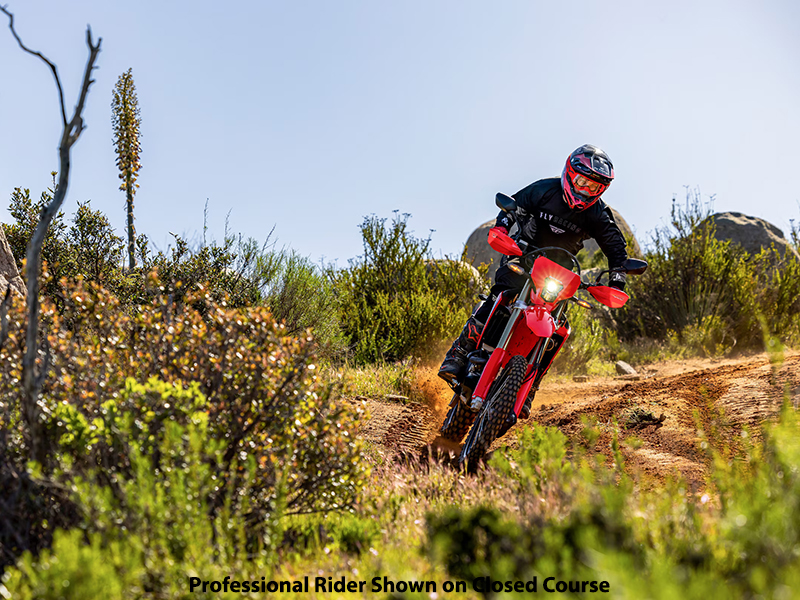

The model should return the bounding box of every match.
[487,227,522,256]
[587,285,629,308]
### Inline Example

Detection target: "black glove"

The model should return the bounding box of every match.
[495,209,515,231]
[609,271,626,291]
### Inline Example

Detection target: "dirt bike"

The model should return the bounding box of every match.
[439,193,648,471]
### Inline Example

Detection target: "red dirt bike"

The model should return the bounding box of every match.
[439,193,648,471]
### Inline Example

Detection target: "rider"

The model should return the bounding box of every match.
[438,144,629,418]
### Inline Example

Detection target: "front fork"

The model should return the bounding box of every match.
[468,280,532,411]
[512,301,567,416]
[469,289,568,415]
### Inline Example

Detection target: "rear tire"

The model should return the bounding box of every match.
[439,393,476,443]
[458,355,527,472]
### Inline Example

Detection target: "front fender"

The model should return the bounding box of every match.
[525,307,555,338]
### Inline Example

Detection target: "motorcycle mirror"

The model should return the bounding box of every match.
[621,258,648,275]
[495,192,517,213]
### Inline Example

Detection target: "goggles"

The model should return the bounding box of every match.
[572,174,605,196]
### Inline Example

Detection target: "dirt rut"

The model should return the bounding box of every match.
[356,352,800,483]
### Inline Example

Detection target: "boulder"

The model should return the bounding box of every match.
[706,212,799,259]
[582,206,642,258]
[615,360,638,376]
[0,226,25,298]
[463,205,641,282]
[463,219,502,281]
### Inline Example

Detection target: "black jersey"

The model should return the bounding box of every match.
[495,177,628,269]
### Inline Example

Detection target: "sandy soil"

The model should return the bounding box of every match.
[356,351,800,484]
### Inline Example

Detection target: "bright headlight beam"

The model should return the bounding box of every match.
[540,277,564,303]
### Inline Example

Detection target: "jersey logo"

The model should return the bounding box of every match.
[538,211,584,235]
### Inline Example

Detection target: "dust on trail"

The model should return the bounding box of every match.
[355,365,454,455]
[356,351,800,483]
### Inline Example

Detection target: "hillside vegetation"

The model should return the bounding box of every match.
[1,191,800,598]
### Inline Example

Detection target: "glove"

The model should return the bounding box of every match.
[495,209,514,231]
[609,271,626,291]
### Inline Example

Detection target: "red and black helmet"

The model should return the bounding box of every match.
[561,144,614,211]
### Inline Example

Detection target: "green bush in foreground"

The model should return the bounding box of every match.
[4,410,269,599]
[427,406,800,599]
[0,277,368,574]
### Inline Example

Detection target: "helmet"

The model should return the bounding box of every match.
[561,144,614,210]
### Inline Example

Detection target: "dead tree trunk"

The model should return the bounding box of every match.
[1,6,102,466]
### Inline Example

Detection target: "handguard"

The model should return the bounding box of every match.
[487,227,522,256]
[587,285,629,308]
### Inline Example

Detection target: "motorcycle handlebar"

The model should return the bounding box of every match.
[513,246,582,276]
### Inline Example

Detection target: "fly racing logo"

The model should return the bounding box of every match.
[539,211,584,234]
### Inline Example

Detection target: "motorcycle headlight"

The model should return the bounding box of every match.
[540,276,564,303]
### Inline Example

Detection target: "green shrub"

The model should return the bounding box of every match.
[0,277,368,572]
[2,410,271,599]
[2,185,78,304]
[67,201,125,287]
[552,304,620,375]
[617,195,751,347]
[3,529,144,600]
[616,191,800,352]
[425,408,800,599]
[253,248,345,358]
[334,213,485,364]
[281,511,381,556]
[747,247,800,347]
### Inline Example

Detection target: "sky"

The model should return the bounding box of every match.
[1,0,799,266]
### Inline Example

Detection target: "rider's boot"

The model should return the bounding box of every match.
[437,316,484,385]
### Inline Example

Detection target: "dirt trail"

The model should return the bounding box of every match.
[357,351,800,483]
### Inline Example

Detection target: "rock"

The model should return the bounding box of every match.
[573,375,590,383]
[615,360,637,375]
[463,218,502,281]
[706,212,799,259]
[582,206,642,258]
[0,226,25,298]
[384,394,409,402]
[615,374,642,381]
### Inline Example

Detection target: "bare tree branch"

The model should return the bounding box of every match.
[2,5,102,466]
[0,5,68,126]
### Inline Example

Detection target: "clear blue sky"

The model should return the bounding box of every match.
[1,1,798,265]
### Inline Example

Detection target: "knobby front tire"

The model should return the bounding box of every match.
[439,393,477,443]
[458,354,527,472]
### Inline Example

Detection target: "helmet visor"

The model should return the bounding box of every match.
[572,174,605,197]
